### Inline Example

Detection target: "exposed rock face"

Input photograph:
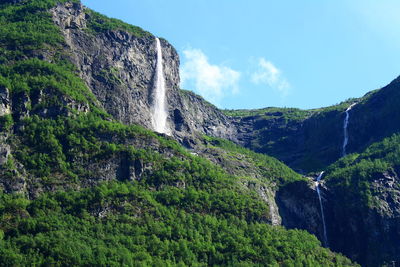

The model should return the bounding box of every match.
[0,142,10,166]
[275,170,400,266]
[232,109,346,173]
[177,91,238,144]
[347,78,400,155]
[234,75,400,174]
[325,168,400,266]
[0,86,11,117]
[85,153,149,186]
[45,3,400,265]
[276,180,326,241]
[255,184,281,225]
[52,2,163,130]
[51,2,236,146]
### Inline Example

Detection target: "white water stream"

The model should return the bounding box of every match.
[315,171,328,247]
[342,103,356,156]
[151,38,169,134]
[315,103,357,247]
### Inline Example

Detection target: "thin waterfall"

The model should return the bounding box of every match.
[342,103,356,156]
[151,37,169,134]
[313,103,356,248]
[315,171,328,247]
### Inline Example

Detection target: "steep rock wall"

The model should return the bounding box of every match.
[51,2,236,146]
[347,77,400,154]
[48,4,400,265]
[232,108,349,173]
[325,168,400,266]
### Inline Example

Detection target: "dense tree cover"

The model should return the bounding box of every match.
[325,133,400,208]
[0,0,359,266]
[86,9,152,38]
[0,181,357,266]
[0,58,99,107]
[0,108,358,265]
[0,0,77,62]
[0,0,147,64]
[321,135,400,266]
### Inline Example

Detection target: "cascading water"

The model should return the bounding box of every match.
[315,171,328,247]
[151,37,169,134]
[342,103,356,157]
[314,103,357,248]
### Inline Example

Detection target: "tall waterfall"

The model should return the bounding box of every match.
[342,103,356,156]
[313,103,356,248]
[315,171,328,247]
[151,38,169,134]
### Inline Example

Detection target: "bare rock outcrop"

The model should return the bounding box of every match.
[51,2,237,147]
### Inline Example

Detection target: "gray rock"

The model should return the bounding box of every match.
[276,179,326,242]
[0,86,11,117]
[0,143,10,166]
[51,2,237,146]
[247,182,282,225]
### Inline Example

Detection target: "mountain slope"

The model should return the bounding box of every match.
[228,75,400,174]
[322,133,400,266]
[227,100,359,173]
[51,2,237,146]
[0,0,357,265]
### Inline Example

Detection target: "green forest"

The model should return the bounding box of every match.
[0,0,359,265]
[3,0,399,266]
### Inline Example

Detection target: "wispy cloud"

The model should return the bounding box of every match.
[251,58,290,97]
[180,48,240,104]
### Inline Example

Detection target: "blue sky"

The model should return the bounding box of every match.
[82,0,400,110]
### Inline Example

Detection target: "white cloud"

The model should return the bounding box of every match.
[251,58,290,96]
[180,48,240,104]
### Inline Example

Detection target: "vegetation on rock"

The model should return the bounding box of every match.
[0,1,359,266]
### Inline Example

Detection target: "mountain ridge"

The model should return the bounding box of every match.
[0,0,399,266]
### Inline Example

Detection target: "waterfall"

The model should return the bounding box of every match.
[312,103,356,248]
[315,171,328,247]
[342,103,356,157]
[151,37,169,135]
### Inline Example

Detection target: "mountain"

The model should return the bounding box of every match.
[0,0,399,266]
[323,134,400,266]
[52,2,237,147]
[225,75,400,266]
[0,1,357,266]
[225,76,400,174]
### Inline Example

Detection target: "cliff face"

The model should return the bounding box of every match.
[231,75,400,174]
[0,1,397,265]
[322,162,400,266]
[232,108,345,173]
[50,3,400,265]
[276,171,400,266]
[347,77,400,154]
[51,2,237,147]
[52,2,178,130]
[0,86,11,117]
[276,180,326,244]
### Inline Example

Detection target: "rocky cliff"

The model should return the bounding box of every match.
[1,0,400,265]
[51,2,237,148]
[347,77,400,154]
[326,171,400,266]
[228,103,364,173]
[50,3,400,266]
[230,75,400,174]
